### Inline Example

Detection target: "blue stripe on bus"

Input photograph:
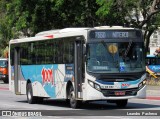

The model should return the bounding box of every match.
[96,78,141,88]
[147,65,160,73]
[96,80,114,85]
[21,64,57,98]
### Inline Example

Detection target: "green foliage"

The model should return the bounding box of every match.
[96,0,113,17]
[96,0,160,51]
[0,0,160,57]
[0,0,102,38]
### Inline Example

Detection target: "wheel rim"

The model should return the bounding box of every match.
[27,89,31,101]
[70,91,76,106]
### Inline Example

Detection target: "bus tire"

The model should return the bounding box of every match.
[69,86,81,109]
[116,99,128,108]
[27,83,37,104]
[3,79,8,83]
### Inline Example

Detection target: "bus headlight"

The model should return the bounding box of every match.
[88,80,101,91]
[2,75,6,78]
[138,79,146,90]
[88,80,94,87]
[138,83,142,89]
[142,80,146,85]
[95,83,101,91]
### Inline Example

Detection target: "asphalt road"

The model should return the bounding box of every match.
[0,80,160,118]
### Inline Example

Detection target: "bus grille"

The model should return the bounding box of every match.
[101,88,138,97]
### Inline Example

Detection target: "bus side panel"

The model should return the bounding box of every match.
[54,64,66,99]
[147,65,160,74]
[9,65,26,94]
[20,64,68,99]
[21,65,55,97]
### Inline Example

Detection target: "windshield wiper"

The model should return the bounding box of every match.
[124,40,132,58]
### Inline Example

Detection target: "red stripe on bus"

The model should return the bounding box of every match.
[45,35,54,39]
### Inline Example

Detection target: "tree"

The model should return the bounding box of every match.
[0,0,11,56]
[96,0,160,52]
[1,0,102,38]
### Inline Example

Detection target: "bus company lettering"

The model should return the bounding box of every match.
[112,32,128,38]
[41,68,54,86]
[122,83,130,87]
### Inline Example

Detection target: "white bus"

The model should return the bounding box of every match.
[9,26,146,108]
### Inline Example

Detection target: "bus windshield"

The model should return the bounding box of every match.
[146,55,160,74]
[86,42,145,73]
[0,60,7,67]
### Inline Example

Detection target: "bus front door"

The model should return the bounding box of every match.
[74,39,84,99]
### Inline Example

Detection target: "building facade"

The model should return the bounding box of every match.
[149,28,160,55]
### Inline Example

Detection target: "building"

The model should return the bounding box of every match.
[150,28,160,47]
[149,28,160,55]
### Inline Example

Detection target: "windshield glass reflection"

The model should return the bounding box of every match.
[86,42,145,73]
[0,60,7,67]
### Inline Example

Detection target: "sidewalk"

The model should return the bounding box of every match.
[146,85,160,100]
[146,85,160,96]
[0,80,9,90]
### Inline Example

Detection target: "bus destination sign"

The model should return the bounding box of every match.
[90,30,139,39]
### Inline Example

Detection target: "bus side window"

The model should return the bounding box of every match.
[157,59,160,64]
[151,59,156,65]
[146,59,150,65]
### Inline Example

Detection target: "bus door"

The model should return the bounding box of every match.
[14,47,21,94]
[74,38,84,99]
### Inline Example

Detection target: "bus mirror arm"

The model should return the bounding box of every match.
[83,54,87,62]
[83,45,86,61]
[83,45,86,54]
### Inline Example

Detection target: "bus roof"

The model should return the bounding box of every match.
[94,26,135,29]
[35,28,89,36]
[0,58,8,61]
[9,26,139,44]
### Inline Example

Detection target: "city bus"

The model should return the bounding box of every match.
[9,26,146,108]
[0,58,8,83]
[146,54,160,79]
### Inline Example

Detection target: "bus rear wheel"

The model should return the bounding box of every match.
[27,83,37,104]
[116,99,128,108]
[69,86,81,109]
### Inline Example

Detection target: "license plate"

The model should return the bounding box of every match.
[115,91,125,96]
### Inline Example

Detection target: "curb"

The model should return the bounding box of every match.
[0,87,9,90]
[146,96,160,100]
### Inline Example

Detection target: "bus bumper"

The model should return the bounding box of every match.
[136,85,146,99]
[85,84,146,101]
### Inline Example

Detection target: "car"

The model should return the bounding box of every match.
[0,58,8,83]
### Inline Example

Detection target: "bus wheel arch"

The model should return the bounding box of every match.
[66,81,81,108]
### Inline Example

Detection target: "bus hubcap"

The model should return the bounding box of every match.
[70,91,76,105]
[28,89,31,100]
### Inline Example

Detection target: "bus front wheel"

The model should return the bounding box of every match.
[27,83,37,104]
[116,99,128,108]
[69,86,81,108]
